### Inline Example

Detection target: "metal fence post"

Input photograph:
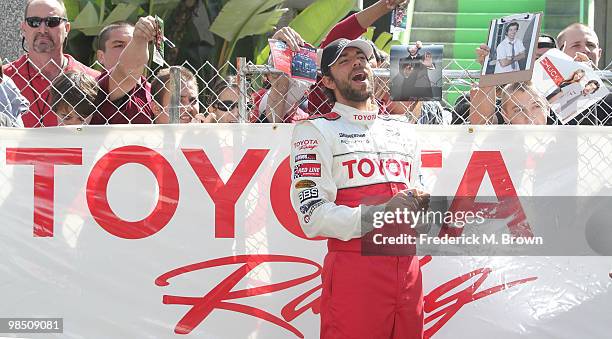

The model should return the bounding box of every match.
[237,57,248,123]
[169,66,181,124]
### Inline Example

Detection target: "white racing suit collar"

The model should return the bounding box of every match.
[332,102,379,126]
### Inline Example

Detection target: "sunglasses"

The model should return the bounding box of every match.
[537,41,556,49]
[25,16,67,28]
[213,100,238,111]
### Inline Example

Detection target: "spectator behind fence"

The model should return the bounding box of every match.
[302,0,449,124]
[454,34,558,125]
[49,71,98,125]
[307,0,408,115]
[253,28,310,123]
[0,62,28,127]
[2,0,99,127]
[467,33,565,126]
[205,77,240,123]
[150,66,204,124]
[90,17,156,125]
[470,81,548,125]
[556,23,611,125]
[90,20,154,125]
[96,21,133,71]
[558,23,602,67]
[255,68,309,123]
[536,34,557,59]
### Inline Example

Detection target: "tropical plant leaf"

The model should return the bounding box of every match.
[255,45,271,65]
[362,27,375,42]
[287,0,355,45]
[102,3,140,26]
[63,0,81,20]
[361,29,401,54]
[111,0,179,5]
[209,0,286,42]
[71,2,140,36]
[374,32,392,50]
[71,2,101,35]
[384,40,401,54]
[255,0,354,64]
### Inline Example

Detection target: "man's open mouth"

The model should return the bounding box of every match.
[351,72,367,83]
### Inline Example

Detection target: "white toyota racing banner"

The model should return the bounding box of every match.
[0,124,611,338]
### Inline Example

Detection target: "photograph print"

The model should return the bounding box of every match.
[480,13,542,86]
[532,48,609,124]
[390,44,443,101]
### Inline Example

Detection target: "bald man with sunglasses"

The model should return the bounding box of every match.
[2,0,99,127]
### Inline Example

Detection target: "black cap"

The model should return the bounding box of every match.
[320,38,374,76]
[538,34,557,49]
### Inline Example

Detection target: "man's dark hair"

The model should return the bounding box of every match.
[24,0,67,19]
[321,76,337,106]
[97,21,134,52]
[207,76,237,106]
[505,22,520,36]
[368,41,386,66]
[49,71,99,118]
[585,79,601,93]
[150,66,197,107]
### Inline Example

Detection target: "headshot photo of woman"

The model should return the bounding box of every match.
[546,68,586,100]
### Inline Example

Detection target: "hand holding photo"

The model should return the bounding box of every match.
[480,13,542,87]
[390,1,409,41]
[532,48,609,124]
[390,44,443,101]
[268,39,317,83]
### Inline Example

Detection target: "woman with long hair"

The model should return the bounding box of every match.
[546,68,586,101]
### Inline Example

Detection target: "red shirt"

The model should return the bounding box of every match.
[90,71,154,125]
[308,14,366,115]
[2,54,100,127]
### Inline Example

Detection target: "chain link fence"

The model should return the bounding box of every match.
[1,56,611,127]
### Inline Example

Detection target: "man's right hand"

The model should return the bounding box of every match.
[133,16,157,44]
[271,27,304,51]
[475,44,490,65]
[109,16,157,101]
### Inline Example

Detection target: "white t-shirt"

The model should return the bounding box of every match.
[495,37,526,73]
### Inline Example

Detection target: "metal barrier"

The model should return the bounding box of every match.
[0,56,610,127]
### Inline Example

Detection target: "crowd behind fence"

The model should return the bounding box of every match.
[1,57,611,128]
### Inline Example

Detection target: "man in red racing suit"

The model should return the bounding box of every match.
[290,38,429,339]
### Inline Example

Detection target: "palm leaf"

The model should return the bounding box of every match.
[71,2,139,36]
[255,0,355,64]
[210,0,287,42]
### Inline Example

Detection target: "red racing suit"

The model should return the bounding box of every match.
[290,102,424,339]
